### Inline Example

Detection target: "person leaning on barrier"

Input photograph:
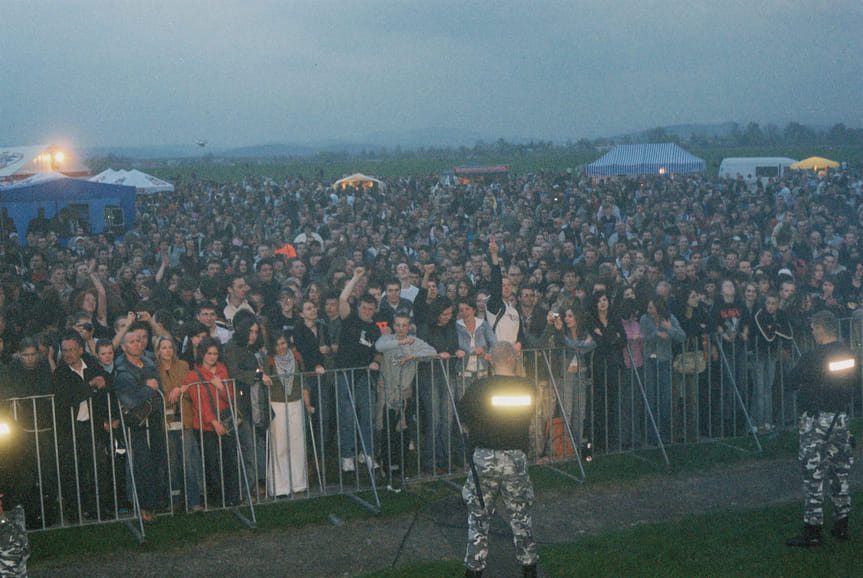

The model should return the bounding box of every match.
[458,341,539,577]
[260,329,310,497]
[183,336,240,507]
[375,312,437,481]
[416,296,462,473]
[335,266,383,473]
[52,330,111,522]
[456,296,496,381]
[155,335,202,513]
[95,339,129,516]
[114,330,168,523]
[225,312,269,497]
[0,338,57,527]
[542,305,597,454]
[294,298,336,449]
[786,310,857,547]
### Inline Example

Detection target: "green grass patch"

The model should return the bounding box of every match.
[28,481,456,568]
[360,488,863,577]
[142,144,863,186]
[540,490,863,577]
[528,428,800,493]
[29,421,853,570]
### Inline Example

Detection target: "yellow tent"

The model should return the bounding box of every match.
[790,156,840,170]
[332,173,385,192]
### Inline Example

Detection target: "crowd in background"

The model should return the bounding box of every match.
[1,161,862,525]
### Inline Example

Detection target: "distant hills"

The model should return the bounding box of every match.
[627,122,739,140]
[80,122,799,161]
[83,126,485,160]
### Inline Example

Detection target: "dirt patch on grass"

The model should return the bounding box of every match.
[31,454,861,577]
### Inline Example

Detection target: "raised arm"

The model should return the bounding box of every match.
[88,259,108,327]
[154,252,169,284]
[339,266,365,319]
[111,311,138,351]
[421,263,434,289]
[487,235,504,316]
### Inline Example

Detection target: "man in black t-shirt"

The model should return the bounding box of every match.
[710,279,750,434]
[264,287,298,345]
[335,267,382,473]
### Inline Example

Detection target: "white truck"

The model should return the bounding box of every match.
[718,157,798,186]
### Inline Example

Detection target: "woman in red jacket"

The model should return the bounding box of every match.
[184,336,240,507]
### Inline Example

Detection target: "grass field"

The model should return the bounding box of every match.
[28,427,825,570]
[363,490,863,578]
[142,144,863,185]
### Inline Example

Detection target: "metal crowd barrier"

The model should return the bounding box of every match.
[0,390,150,535]
[7,321,863,536]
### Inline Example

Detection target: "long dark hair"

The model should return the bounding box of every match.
[427,296,454,327]
[588,289,614,320]
[231,314,263,351]
[564,306,589,340]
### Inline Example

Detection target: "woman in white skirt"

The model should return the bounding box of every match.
[261,329,311,497]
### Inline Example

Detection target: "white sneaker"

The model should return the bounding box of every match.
[341,456,356,472]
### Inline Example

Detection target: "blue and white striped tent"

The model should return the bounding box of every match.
[585,143,705,177]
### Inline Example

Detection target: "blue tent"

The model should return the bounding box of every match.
[585,143,705,177]
[0,174,136,242]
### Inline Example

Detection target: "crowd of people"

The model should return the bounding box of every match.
[1,160,862,527]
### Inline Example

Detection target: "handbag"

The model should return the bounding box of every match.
[672,351,707,375]
[122,396,154,428]
[250,362,274,431]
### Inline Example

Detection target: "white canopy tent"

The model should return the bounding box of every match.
[0,171,68,188]
[89,169,123,184]
[89,169,174,194]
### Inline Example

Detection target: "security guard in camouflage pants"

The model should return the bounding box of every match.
[787,310,856,547]
[458,341,539,577]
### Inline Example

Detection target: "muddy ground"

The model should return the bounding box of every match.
[31,454,862,577]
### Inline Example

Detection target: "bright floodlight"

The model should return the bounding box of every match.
[491,395,531,407]
[54,152,65,163]
[829,358,855,372]
[0,423,10,435]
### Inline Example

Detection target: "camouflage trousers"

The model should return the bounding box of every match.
[462,448,538,572]
[798,412,853,526]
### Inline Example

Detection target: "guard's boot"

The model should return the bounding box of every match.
[522,562,538,577]
[831,517,849,541]
[464,568,483,577]
[786,523,822,547]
